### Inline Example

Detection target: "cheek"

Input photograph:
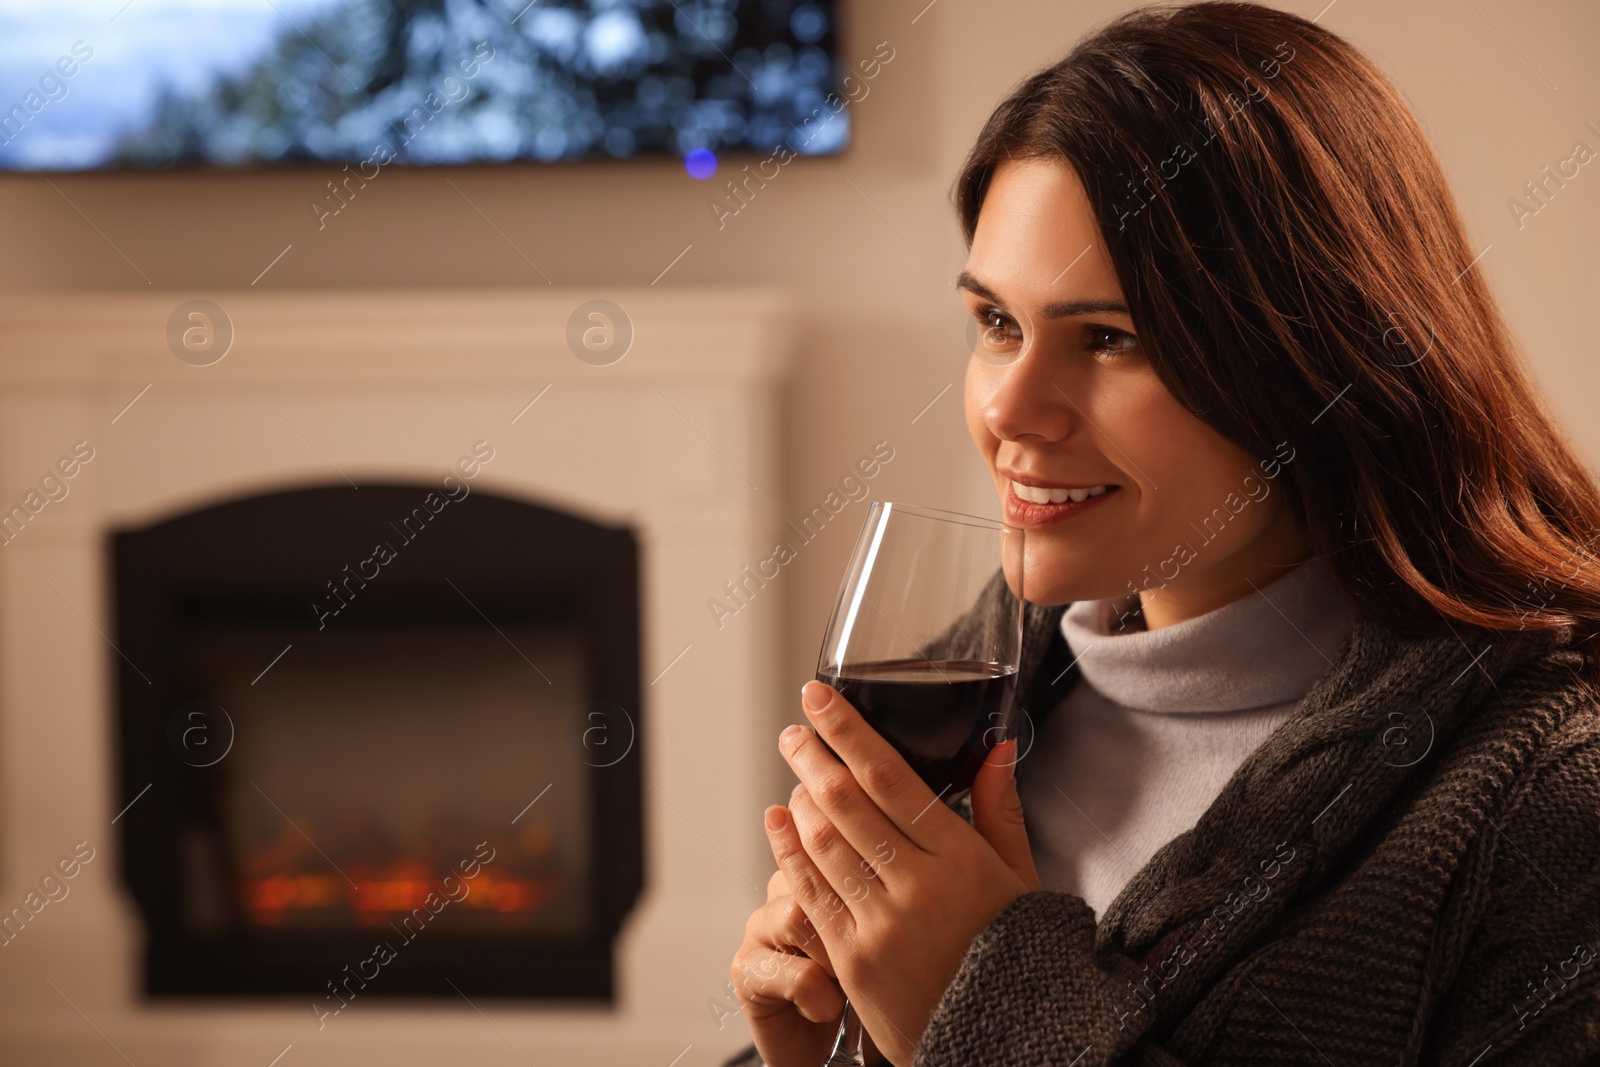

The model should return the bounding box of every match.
[1111,381,1224,499]
[1143,421,1274,546]
[963,363,994,458]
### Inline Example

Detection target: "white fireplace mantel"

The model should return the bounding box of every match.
[0,286,797,1066]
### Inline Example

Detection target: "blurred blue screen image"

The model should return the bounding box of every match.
[0,0,846,171]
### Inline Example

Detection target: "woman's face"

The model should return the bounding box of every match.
[961,158,1310,626]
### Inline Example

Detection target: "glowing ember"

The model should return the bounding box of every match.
[237,816,562,927]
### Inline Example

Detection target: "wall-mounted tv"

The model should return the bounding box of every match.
[0,0,846,172]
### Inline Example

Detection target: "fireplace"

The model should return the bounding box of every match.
[0,286,794,1064]
[113,480,642,998]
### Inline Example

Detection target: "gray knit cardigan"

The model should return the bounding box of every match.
[722,571,1600,1066]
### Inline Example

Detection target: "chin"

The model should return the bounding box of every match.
[1025,586,1076,608]
[1016,573,1075,609]
[1016,543,1068,607]
[1019,545,1124,608]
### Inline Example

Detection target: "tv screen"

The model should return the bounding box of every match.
[0,0,846,172]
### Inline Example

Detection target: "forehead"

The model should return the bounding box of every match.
[962,157,1125,311]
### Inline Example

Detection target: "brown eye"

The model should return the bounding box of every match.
[977,306,1022,351]
[1087,326,1139,356]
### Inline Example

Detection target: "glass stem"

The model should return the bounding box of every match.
[821,995,866,1066]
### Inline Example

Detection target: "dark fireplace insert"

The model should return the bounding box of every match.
[111,481,643,1000]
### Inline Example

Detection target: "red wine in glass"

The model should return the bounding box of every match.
[814,658,1018,802]
[809,501,1024,1066]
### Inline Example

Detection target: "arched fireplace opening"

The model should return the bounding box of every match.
[112,481,643,1000]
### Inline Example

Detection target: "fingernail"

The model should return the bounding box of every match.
[801,680,832,712]
[780,723,806,746]
[765,805,788,831]
[791,781,806,800]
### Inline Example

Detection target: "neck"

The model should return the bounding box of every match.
[1137,508,1313,630]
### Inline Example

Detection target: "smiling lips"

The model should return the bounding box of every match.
[1003,479,1120,527]
[1008,481,1112,504]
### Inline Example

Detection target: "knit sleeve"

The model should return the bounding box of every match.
[913,890,1188,1067]
[1425,712,1600,1065]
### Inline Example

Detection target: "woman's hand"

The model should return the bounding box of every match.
[729,866,887,1067]
[763,679,1041,1067]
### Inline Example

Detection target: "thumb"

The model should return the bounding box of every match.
[970,739,1040,891]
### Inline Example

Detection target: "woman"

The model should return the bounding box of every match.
[726,2,1600,1064]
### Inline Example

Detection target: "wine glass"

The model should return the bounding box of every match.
[810,501,1025,1066]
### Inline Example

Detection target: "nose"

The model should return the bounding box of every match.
[978,341,1076,444]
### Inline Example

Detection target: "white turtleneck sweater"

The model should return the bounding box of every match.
[1015,555,1359,918]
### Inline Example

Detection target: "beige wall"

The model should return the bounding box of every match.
[1,0,1594,808]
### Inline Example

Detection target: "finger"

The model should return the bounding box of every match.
[787,783,882,917]
[766,866,789,902]
[779,714,917,879]
[765,800,857,944]
[730,943,845,1024]
[970,738,1040,890]
[796,680,955,850]
[746,886,835,976]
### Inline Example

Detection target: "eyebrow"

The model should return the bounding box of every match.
[956,270,1130,319]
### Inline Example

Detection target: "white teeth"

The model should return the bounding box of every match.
[1011,481,1110,505]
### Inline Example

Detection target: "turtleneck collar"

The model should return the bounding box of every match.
[1058,555,1360,713]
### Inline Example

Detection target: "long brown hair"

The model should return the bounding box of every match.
[953,0,1600,685]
